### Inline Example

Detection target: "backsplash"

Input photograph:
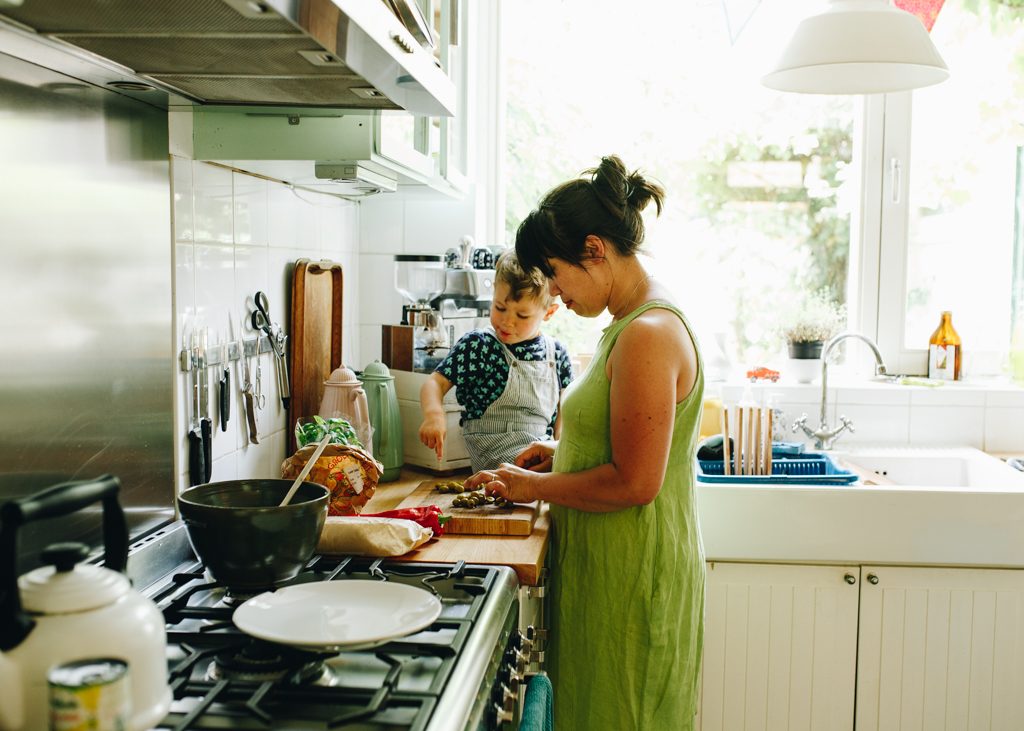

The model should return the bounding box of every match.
[718,381,1024,454]
[171,157,360,492]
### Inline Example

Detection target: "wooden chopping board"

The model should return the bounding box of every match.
[288,259,343,454]
[395,480,540,536]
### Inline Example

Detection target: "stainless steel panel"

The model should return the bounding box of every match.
[0,52,175,575]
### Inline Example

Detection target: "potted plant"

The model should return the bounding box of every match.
[782,289,846,360]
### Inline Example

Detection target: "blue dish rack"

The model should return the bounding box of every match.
[696,450,858,485]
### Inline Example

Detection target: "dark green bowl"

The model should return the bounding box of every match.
[178,479,328,591]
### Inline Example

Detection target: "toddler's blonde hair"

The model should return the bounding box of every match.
[495,250,552,305]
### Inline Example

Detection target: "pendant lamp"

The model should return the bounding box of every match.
[762,0,949,94]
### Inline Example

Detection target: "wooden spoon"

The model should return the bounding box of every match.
[280,432,333,506]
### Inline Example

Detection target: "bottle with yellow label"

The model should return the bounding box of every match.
[928,310,962,380]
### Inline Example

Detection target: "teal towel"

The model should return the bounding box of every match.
[520,673,553,731]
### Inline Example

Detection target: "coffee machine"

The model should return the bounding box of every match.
[394,254,449,373]
[431,236,497,345]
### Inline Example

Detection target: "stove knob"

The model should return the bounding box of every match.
[512,648,529,674]
[499,664,523,692]
[493,701,515,725]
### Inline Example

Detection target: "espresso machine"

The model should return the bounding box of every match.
[431,236,497,345]
[394,254,449,373]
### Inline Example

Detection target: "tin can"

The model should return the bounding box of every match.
[48,658,131,731]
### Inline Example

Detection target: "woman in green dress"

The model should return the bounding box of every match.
[465,155,705,729]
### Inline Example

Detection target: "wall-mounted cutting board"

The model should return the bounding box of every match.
[395,480,540,536]
[288,258,343,454]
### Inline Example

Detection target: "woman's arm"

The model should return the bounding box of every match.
[467,309,698,512]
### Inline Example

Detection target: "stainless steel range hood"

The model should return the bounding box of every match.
[0,0,455,117]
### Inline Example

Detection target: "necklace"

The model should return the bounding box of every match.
[614,273,653,320]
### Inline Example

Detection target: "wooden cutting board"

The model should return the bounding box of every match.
[288,259,343,454]
[395,480,540,536]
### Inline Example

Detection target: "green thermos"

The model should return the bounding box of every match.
[359,360,404,482]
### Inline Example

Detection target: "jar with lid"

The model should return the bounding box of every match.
[928,311,962,380]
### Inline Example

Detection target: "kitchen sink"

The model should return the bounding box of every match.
[831,446,1024,490]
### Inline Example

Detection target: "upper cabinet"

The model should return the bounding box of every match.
[376,0,471,193]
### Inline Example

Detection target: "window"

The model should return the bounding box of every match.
[501,0,1024,382]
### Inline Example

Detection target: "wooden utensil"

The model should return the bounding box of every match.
[288,259,344,453]
[280,432,333,506]
[721,408,731,476]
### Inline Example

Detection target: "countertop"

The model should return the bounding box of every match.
[364,467,549,586]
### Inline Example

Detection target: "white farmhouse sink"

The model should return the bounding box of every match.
[831,446,1024,490]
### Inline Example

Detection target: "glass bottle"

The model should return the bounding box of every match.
[928,311,962,381]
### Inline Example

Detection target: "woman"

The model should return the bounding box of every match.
[465,155,705,729]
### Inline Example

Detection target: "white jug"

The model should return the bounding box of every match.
[319,365,374,451]
[0,475,171,731]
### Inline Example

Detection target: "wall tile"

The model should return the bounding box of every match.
[193,163,233,244]
[359,253,405,326]
[359,195,404,252]
[985,388,1024,409]
[233,172,268,247]
[171,157,193,243]
[908,386,986,407]
[984,408,1024,453]
[267,181,300,249]
[403,195,474,254]
[359,324,383,368]
[835,387,910,406]
[908,405,985,447]
[835,404,910,446]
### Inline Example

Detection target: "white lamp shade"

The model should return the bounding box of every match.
[762,0,949,94]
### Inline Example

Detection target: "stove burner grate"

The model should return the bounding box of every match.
[207,640,329,684]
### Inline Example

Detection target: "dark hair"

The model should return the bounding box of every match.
[494,249,552,305]
[515,155,665,277]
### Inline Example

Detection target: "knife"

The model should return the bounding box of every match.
[221,314,233,432]
[219,367,230,432]
[199,327,213,482]
[187,329,205,486]
[241,351,260,445]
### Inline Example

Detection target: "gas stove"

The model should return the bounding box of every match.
[129,523,526,730]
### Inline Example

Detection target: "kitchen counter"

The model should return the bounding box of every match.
[364,467,550,586]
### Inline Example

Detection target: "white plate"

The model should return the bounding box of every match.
[232,580,443,651]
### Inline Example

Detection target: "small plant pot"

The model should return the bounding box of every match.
[788,340,824,360]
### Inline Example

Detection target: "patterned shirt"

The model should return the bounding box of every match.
[435,329,574,431]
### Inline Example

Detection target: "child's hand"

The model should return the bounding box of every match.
[418,415,447,461]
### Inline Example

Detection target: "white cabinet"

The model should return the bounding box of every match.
[698,562,859,731]
[856,565,1024,731]
[700,562,1024,731]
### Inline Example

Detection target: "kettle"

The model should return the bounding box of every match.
[359,361,404,482]
[319,365,373,452]
[0,475,171,731]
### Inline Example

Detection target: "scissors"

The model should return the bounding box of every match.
[250,291,291,410]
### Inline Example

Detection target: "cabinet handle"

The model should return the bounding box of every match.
[844,573,856,585]
[867,573,879,585]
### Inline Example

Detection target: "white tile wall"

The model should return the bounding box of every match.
[357,186,478,366]
[172,157,361,492]
[714,379,1024,454]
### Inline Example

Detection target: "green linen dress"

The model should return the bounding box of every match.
[547,300,705,730]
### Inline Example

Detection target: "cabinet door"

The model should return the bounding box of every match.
[698,562,859,731]
[856,566,1024,731]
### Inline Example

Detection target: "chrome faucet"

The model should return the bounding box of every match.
[792,331,888,450]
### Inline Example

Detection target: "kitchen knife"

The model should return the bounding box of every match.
[187,331,205,486]
[219,367,230,431]
[241,352,259,445]
[199,328,213,483]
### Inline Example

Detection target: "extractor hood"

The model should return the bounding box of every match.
[0,0,455,117]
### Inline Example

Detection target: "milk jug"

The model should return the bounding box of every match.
[358,361,403,482]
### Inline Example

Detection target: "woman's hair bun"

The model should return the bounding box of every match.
[590,155,664,216]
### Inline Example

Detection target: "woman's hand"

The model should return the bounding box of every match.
[514,440,557,472]
[464,463,543,504]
